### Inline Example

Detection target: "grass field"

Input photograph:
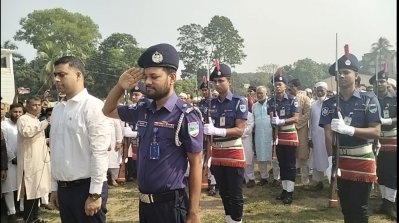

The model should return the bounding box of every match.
[39,173,396,223]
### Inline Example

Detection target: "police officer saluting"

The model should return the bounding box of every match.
[267,73,299,204]
[319,51,381,223]
[204,64,248,223]
[369,69,397,220]
[103,43,203,223]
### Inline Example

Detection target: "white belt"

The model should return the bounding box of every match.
[380,129,397,137]
[279,124,295,131]
[212,138,243,148]
[339,144,373,156]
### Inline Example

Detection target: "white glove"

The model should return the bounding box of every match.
[380,118,392,125]
[271,115,285,126]
[204,117,227,137]
[331,112,355,136]
[122,126,137,138]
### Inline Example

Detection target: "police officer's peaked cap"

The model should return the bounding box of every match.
[328,53,359,75]
[137,43,179,70]
[199,82,208,90]
[271,74,288,84]
[130,81,146,94]
[369,70,389,85]
[210,64,231,81]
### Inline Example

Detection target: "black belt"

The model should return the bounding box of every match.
[139,189,185,204]
[58,178,91,188]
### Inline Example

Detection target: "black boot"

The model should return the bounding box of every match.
[207,185,216,196]
[384,199,397,220]
[283,192,293,204]
[276,190,287,200]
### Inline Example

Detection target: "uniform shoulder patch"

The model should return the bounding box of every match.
[368,104,378,113]
[294,101,299,107]
[321,107,330,116]
[188,121,199,137]
[240,104,247,112]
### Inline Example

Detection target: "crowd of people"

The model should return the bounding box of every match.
[0,42,397,223]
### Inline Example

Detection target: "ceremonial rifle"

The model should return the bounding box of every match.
[117,89,130,184]
[328,35,342,207]
[271,67,280,160]
[201,59,216,189]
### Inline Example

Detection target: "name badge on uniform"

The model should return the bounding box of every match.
[383,110,390,118]
[137,120,147,127]
[343,116,352,126]
[149,127,160,160]
[220,116,225,127]
[280,109,285,117]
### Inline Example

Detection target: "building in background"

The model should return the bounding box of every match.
[1,49,16,104]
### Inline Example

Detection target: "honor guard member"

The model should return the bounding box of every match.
[369,71,397,220]
[102,43,203,223]
[198,82,217,196]
[204,64,248,223]
[267,74,299,204]
[320,53,381,223]
[122,82,147,181]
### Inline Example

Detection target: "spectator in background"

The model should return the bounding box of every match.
[387,78,396,95]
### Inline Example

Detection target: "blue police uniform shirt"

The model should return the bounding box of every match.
[117,93,203,194]
[209,91,248,136]
[319,90,381,147]
[378,92,397,131]
[198,98,209,122]
[266,93,299,118]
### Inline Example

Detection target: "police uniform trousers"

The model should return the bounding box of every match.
[58,180,108,223]
[276,145,297,182]
[210,166,244,221]
[139,189,188,223]
[377,151,397,190]
[337,179,372,223]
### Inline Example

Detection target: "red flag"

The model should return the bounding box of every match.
[215,59,220,71]
[344,44,350,59]
[279,67,283,80]
[383,62,388,72]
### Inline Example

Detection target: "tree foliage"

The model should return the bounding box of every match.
[14,8,101,58]
[177,16,246,79]
[85,33,143,99]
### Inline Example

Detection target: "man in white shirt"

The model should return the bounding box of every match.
[49,56,111,223]
[1,103,24,222]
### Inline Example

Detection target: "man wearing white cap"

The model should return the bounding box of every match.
[306,82,331,191]
[387,78,396,96]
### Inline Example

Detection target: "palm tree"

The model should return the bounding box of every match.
[37,41,62,88]
[371,37,393,70]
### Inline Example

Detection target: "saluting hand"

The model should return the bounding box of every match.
[118,68,145,90]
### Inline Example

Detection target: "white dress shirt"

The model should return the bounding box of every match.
[50,89,111,194]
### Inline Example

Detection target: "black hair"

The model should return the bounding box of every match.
[9,103,24,111]
[54,56,85,75]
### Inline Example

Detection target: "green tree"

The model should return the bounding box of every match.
[177,24,209,78]
[14,8,101,58]
[175,77,198,98]
[86,33,143,99]
[203,16,246,67]
[285,58,329,89]
[371,37,394,70]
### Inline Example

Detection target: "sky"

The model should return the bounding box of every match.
[1,0,397,73]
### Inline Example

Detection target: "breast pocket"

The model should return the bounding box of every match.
[66,114,85,134]
[224,112,236,127]
[351,110,365,127]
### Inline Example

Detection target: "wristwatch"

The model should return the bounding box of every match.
[89,193,102,200]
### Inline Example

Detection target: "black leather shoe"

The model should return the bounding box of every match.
[257,179,269,186]
[246,180,255,188]
[283,192,293,204]
[276,190,287,200]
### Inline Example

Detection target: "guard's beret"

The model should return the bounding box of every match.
[130,81,146,94]
[210,64,231,81]
[199,82,208,90]
[271,74,288,84]
[137,43,179,70]
[248,86,256,92]
[369,70,389,85]
[328,53,359,75]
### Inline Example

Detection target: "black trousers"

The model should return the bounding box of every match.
[211,166,244,221]
[377,151,397,189]
[58,181,108,223]
[139,190,188,223]
[276,145,297,181]
[126,157,137,180]
[24,198,40,222]
[337,178,372,223]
